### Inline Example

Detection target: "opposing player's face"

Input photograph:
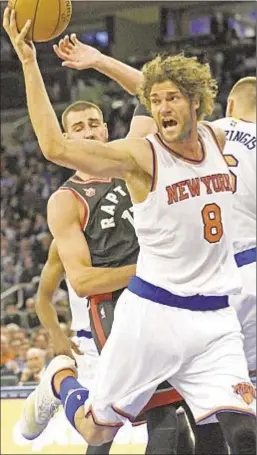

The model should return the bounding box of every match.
[150,80,197,143]
[66,108,108,142]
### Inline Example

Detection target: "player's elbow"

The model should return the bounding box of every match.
[69,278,89,298]
[39,135,65,163]
[69,269,98,297]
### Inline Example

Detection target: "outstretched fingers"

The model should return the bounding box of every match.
[63,34,73,50]
[53,44,70,60]
[3,7,12,33]
[3,7,31,41]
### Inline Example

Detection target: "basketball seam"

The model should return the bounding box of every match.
[32,0,40,41]
[50,0,61,40]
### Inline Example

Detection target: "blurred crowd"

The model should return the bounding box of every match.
[1,321,71,386]
[1,18,256,386]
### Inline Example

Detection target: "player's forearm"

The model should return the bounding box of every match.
[22,60,64,160]
[94,54,143,95]
[73,264,136,297]
[35,293,61,334]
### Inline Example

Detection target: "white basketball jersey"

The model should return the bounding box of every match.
[213,117,256,254]
[133,124,242,297]
[66,279,91,331]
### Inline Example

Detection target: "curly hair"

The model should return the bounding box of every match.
[138,54,218,120]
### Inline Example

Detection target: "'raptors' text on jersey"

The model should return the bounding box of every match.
[213,117,256,255]
[60,176,139,267]
[133,124,241,297]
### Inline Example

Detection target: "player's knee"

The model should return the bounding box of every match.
[80,425,105,446]
[78,418,115,446]
[217,412,256,452]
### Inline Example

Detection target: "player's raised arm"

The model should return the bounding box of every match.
[53,34,143,95]
[3,8,149,179]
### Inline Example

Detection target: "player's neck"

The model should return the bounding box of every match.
[75,171,95,181]
[233,111,256,123]
[162,128,202,160]
[240,113,256,123]
[75,171,109,182]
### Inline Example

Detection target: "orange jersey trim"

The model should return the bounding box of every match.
[145,138,158,192]
[196,406,256,423]
[69,176,112,184]
[201,122,225,156]
[58,187,89,231]
[154,133,207,165]
[141,387,183,415]
[86,405,123,428]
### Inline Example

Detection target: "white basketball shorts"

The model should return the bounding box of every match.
[84,289,256,426]
[229,261,256,372]
[72,335,99,390]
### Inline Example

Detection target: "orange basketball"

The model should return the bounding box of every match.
[8,0,72,42]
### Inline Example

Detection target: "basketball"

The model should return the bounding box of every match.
[8,0,72,42]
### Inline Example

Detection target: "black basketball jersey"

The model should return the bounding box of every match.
[60,174,139,267]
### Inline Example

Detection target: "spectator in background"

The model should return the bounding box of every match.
[19,348,46,385]
[32,214,48,236]
[6,338,31,378]
[34,232,52,267]
[33,333,49,351]
[24,297,41,329]
[1,334,15,368]
[1,257,18,291]
[3,303,21,326]
[19,255,41,285]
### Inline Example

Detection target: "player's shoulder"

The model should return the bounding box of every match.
[200,120,226,152]
[47,188,80,217]
[214,117,256,133]
[110,137,154,176]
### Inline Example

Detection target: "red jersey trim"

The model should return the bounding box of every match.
[58,187,90,231]
[69,176,112,185]
[154,133,206,165]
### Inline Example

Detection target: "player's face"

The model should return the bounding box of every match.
[150,80,197,144]
[27,354,44,373]
[66,108,108,142]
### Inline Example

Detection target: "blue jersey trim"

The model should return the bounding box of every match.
[128,276,229,311]
[234,247,256,268]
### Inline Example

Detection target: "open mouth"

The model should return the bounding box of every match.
[162,119,178,129]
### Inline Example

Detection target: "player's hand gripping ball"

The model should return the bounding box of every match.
[8,0,72,42]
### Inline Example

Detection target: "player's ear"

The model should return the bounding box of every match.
[226,98,234,117]
[63,132,68,139]
[103,123,109,142]
[192,97,200,111]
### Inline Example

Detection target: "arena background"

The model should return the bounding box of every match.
[0,0,256,453]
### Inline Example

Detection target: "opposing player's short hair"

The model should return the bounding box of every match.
[228,77,256,110]
[139,53,218,120]
[62,101,104,131]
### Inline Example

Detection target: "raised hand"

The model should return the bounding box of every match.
[3,7,36,65]
[53,33,102,70]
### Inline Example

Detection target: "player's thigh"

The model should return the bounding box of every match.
[87,290,182,420]
[171,307,256,423]
[229,262,256,371]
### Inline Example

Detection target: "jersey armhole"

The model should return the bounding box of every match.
[58,187,90,231]
[145,138,158,192]
[200,122,228,165]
